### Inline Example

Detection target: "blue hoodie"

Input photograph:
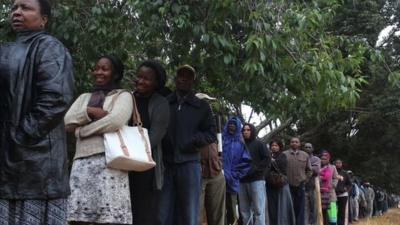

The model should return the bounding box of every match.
[222,117,252,194]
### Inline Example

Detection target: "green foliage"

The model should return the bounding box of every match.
[0,0,373,121]
[2,0,400,193]
[294,0,400,194]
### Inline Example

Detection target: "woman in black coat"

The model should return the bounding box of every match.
[0,0,74,224]
[267,139,295,225]
[129,60,170,225]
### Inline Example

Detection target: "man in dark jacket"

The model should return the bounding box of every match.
[239,123,270,225]
[158,65,216,225]
[334,159,352,225]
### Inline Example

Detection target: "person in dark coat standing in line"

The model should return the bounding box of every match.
[238,123,270,225]
[0,0,74,224]
[158,65,216,225]
[334,159,352,225]
[267,139,295,225]
[129,60,170,225]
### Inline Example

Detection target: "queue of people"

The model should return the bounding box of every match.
[1,1,400,225]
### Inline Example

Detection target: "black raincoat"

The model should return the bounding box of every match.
[0,30,74,199]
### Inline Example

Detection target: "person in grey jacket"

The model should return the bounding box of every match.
[304,143,320,225]
[0,0,74,224]
[129,60,170,225]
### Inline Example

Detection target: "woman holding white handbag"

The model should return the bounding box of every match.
[129,60,170,225]
[65,55,134,225]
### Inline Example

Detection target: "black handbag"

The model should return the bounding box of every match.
[266,159,287,188]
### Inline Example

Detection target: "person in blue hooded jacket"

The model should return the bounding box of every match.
[222,117,251,225]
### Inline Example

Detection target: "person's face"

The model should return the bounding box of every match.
[92,58,114,86]
[175,69,194,93]
[242,125,251,139]
[290,138,300,150]
[321,155,329,166]
[304,143,313,154]
[135,66,157,96]
[335,160,343,169]
[270,142,280,153]
[228,123,236,135]
[11,0,47,32]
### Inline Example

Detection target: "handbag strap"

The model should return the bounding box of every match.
[109,91,154,163]
[271,158,284,175]
[117,130,130,157]
[130,94,154,163]
[130,94,143,126]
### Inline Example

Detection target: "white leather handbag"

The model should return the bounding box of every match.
[103,92,156,171]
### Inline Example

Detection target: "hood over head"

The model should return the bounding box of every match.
[242,123,257,142]
[222,117,242,141]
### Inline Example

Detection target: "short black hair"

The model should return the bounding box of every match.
[36,0,51,19]
[137,60,167,90]
[98,55,124,83]
[269,138,284,151]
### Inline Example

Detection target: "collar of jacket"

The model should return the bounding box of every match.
[168,91,201,108]
[289,148,300,155]
[16,29,46,43]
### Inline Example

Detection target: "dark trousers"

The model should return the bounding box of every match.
[130,168,159,225]
[157,162,201,225]
[336,196,348,225]
[226,193,238,225]
[290,184,305,225]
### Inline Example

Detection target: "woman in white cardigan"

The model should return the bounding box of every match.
[65,55,133,225]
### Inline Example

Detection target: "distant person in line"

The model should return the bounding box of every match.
[239,123,270,225]
[0,0,74,224]
[334,159,352,225]
[267,139,295,225]
[348,171,360,222]
[197,93,226,225]
[158,65,216,225]
[319,151,338,225]
[222,117,251,225]
[65,56,133,225]
[303,143,321,225]
[283,137,312,225]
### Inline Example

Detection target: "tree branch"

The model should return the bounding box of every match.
[255,118,274,135]
[260,118,293,143]
[247,109,254,123]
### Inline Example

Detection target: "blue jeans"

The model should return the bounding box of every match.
[157,162,201,225]
[238,180,266,225]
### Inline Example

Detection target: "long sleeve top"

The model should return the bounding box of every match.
[283,149,313,187]
[64,90,133,159]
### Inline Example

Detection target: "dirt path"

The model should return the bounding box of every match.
[353,208,400,225]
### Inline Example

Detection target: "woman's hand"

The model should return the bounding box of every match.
[87,107,108,120]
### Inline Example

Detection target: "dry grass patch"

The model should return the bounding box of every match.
[354,208,400,225]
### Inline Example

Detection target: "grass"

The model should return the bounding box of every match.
[353,208,400,225]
